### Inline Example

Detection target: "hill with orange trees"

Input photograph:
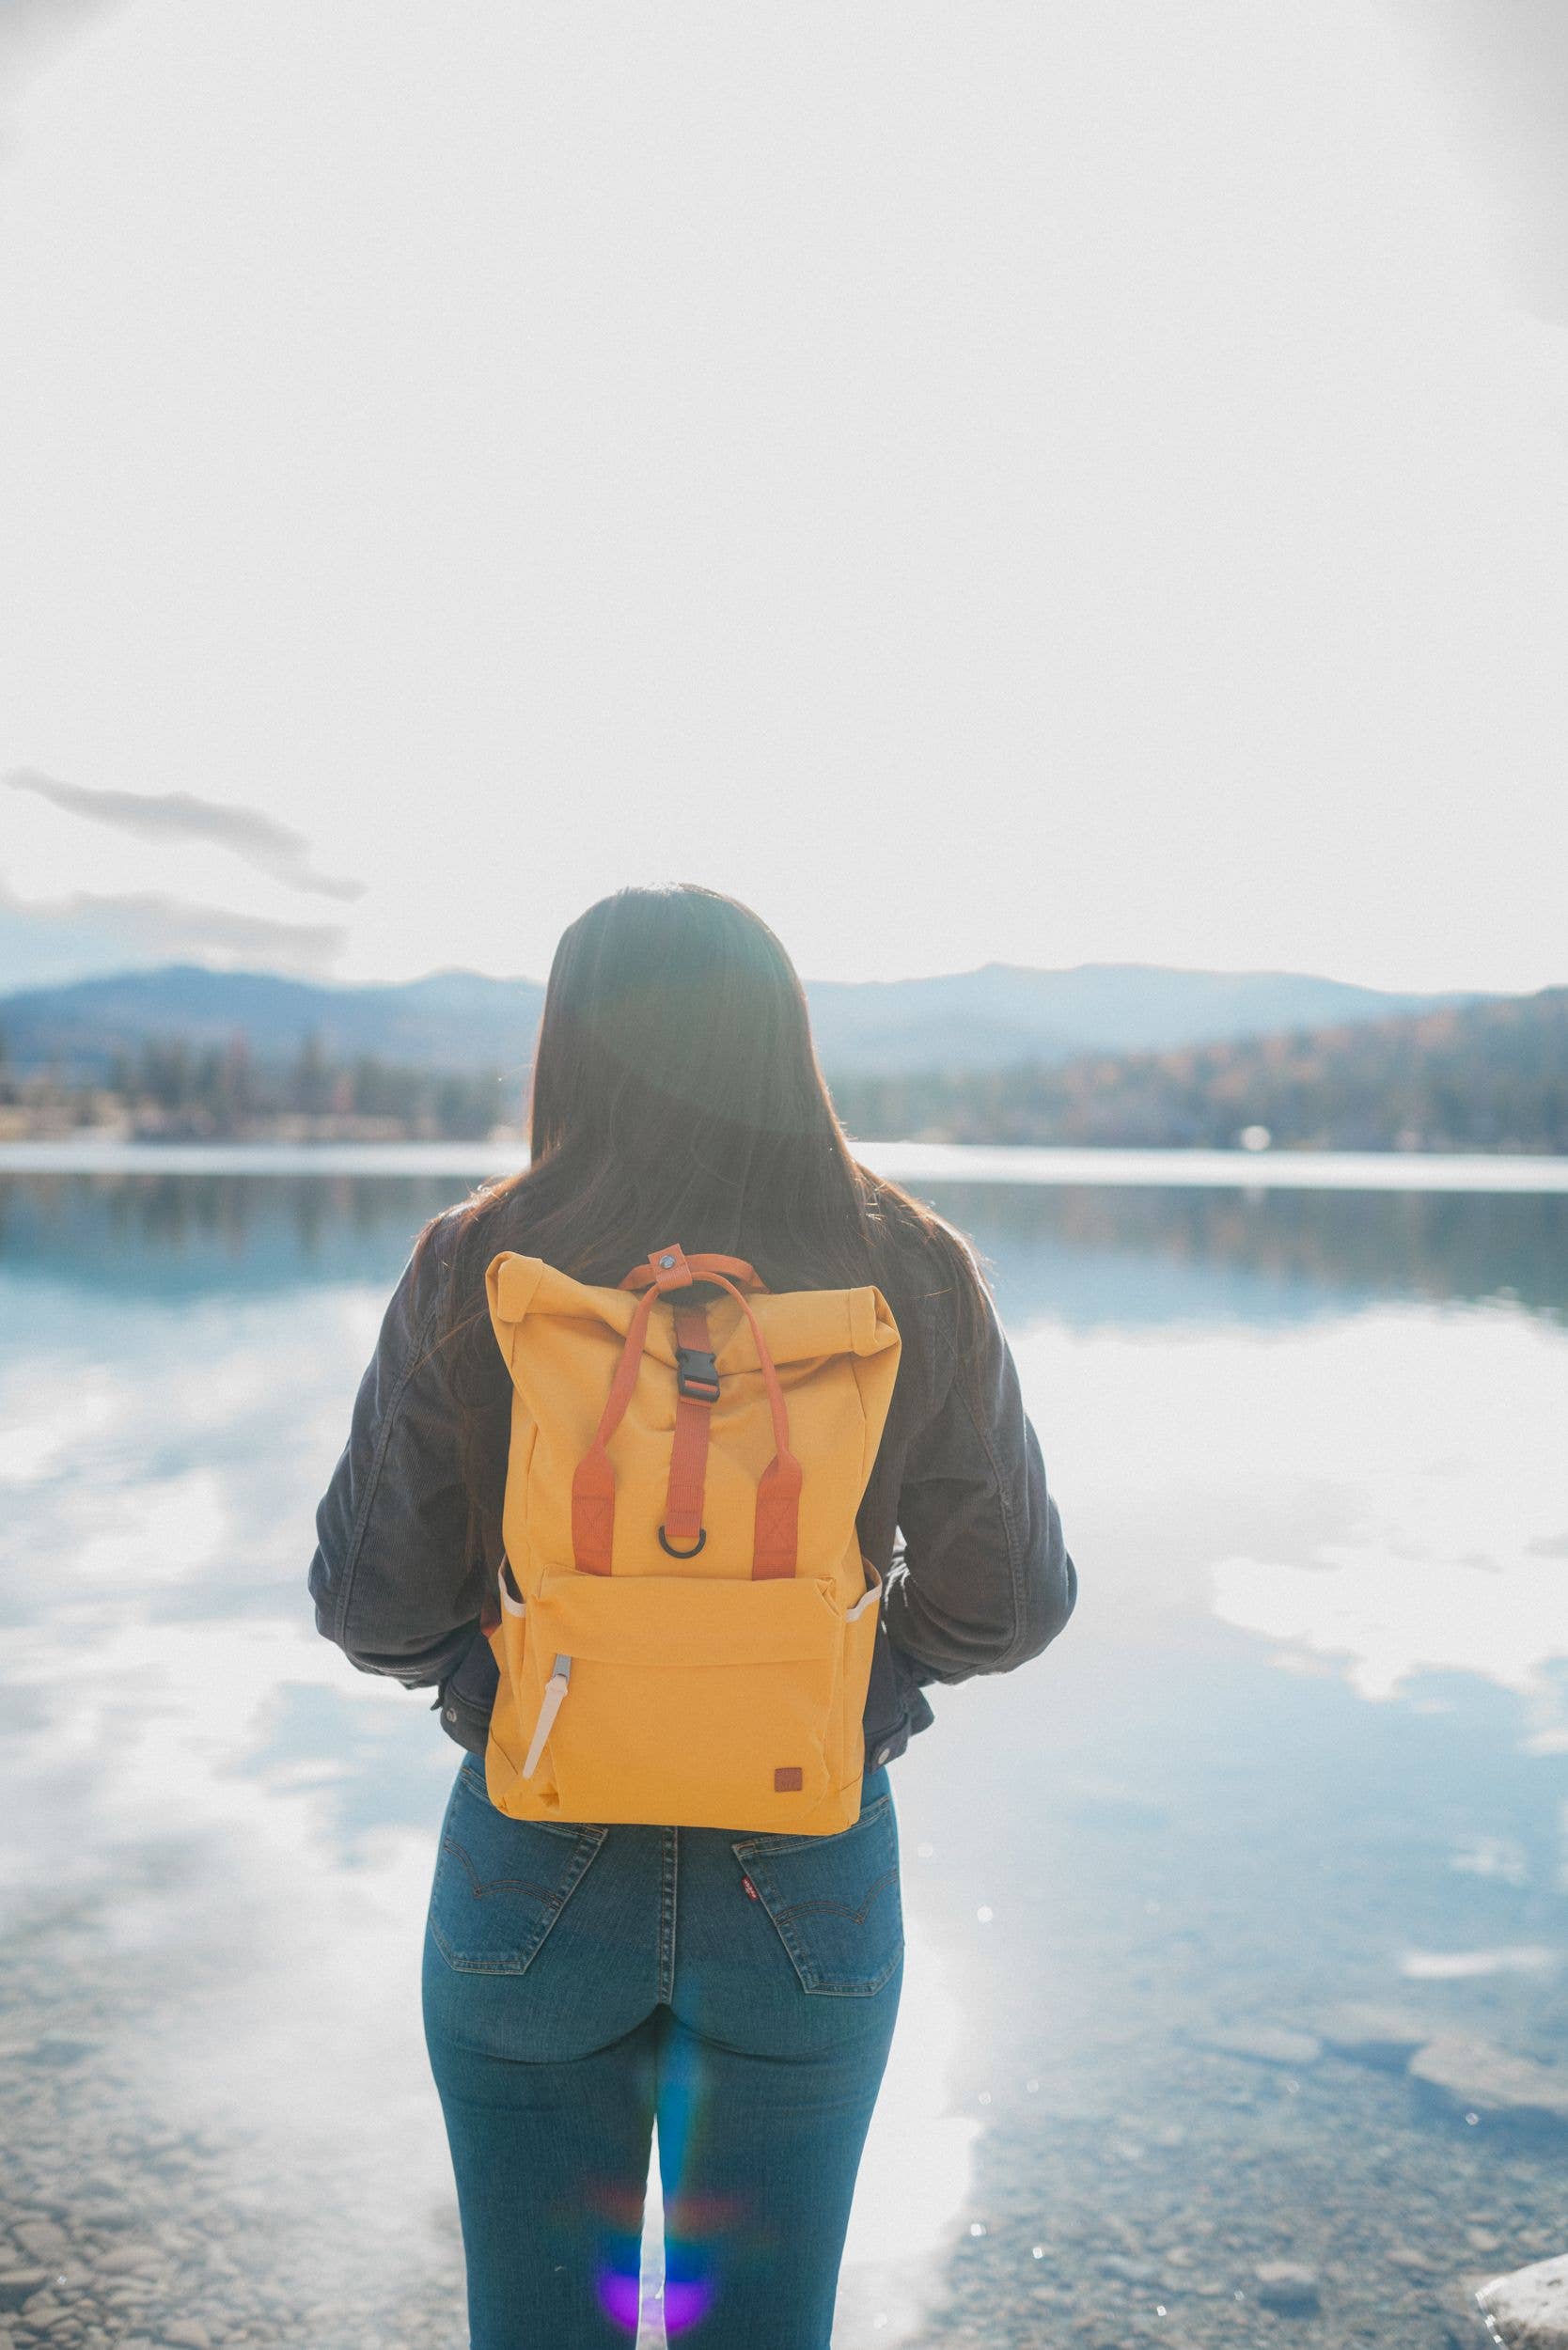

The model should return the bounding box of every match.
[830,989,1568,1152]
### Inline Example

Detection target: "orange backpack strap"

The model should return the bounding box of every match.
[572,1244,798,1578]
[692,1267,800,1576]
[660,1293,715,1557]
[570,1280,661,1574]
[618,1248,767,1293]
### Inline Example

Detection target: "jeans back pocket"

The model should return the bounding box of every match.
[428,1759,606,1976]
[730,1789,903,1996]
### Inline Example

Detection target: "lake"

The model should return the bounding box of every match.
[2,1155,1565,2349]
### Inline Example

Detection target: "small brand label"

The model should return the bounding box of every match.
[741,1875,759,1901]
[774,1765,804,1792]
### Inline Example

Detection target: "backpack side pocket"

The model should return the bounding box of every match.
[482,1554,532,1794]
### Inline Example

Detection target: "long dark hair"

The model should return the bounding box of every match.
[412,884,993,1560]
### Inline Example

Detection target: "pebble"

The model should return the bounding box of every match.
[1254,2262,1322,2314]
[1101,2256,1159,2284]
[10,2228,68,2264]
[1315,2003,1431,2073]
[1410,2036,1568,2128]
[1199,2026,1323,2068]
[92,2251,160,2279]
[1477,2252,1568,2346]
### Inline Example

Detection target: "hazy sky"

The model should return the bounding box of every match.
[2,3,1564,994]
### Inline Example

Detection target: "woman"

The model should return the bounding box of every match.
[307,885,1076,2349]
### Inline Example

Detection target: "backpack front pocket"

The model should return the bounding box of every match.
[520,1566,849,1829]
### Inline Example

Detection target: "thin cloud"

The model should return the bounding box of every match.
[0,876,346,983]
[0,1,122,94]
[1388,0,1568,325]
[0,3,129,163]
[5,769,364,901]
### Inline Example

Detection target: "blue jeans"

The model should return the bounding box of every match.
[421,1756,904,2350]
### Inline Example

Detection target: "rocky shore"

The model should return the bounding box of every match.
[0,1923,468,2350]
[906,2003,1568,2350]
[5,1909,1565,2349]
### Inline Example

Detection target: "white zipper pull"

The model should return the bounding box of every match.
[522,1654,572,1779]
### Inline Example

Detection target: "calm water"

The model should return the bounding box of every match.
[2,1168,1566,2349]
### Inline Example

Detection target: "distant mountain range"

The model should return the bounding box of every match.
[0,960,1483,1082]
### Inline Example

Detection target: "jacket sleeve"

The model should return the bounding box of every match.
[883,1283,1076,1684]
[306,1248,484,1689]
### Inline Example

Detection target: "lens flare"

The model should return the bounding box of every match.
[596,2264,715,2336]
[663,2275,714,2332]
[596,2266,643,2333]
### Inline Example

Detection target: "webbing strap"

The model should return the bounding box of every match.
[570,1278,660,1575]
[618,1249,763,1294]
[662,1298,713,1550]
[570,1243,799,1578]
[685,1265,800,1579]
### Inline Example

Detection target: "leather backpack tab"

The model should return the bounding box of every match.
[478,1244,902,1835]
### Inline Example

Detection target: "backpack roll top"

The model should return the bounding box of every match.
[479,1244,902,1834]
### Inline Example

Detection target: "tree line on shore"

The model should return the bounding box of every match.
[0,1030,513,1142]
[834,989,1568,1153]
[0,986,1563,1151]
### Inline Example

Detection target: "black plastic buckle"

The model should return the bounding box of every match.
[674,1345,720,1403]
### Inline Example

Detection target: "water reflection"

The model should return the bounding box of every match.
[941,1179,1568,1328]
[5,1171,1567,1321]
[2,1171,1566,2350]
[1017,1306,1568,1714]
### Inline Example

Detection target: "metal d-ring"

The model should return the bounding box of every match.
[658,1524,707,1559]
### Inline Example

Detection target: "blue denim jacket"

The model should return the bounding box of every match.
[307,1240,1076,1768]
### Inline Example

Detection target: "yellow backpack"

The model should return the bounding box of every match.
[479,1241,902,1835]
